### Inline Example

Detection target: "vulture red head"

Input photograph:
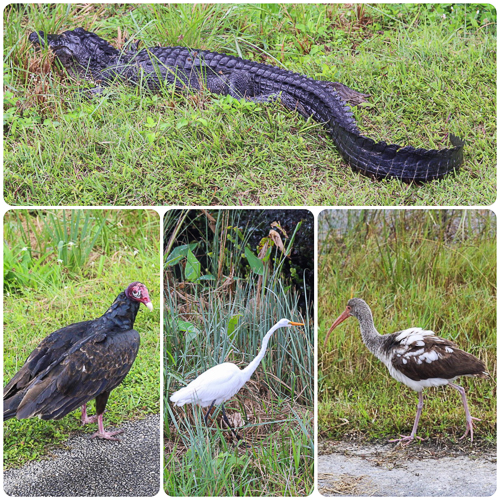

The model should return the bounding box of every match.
[125,282,153,311]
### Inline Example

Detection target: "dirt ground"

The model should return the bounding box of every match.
[318,440,497,497]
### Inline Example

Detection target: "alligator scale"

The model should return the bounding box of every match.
[30,28,464,182]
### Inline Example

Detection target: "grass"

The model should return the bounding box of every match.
[4,3,496,206]
[3,209,161,469]
[318,210,496,445]
[164,210,314,496]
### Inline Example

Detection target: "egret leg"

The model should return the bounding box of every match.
[449,382,480,442]
[204,401,216,424]
[220,404,246,444]
[80,403,98,425]
[389,392,425,445]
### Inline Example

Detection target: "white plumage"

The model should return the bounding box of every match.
[171,318,304,441]
[170,363,245,407]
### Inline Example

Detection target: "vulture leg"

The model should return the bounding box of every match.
[449,382,480,442]
[80,403,98,425]
[389,391,425,445]
[90,392,123,441]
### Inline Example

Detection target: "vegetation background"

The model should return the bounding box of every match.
[4,3,496,206]
[318,209,496,446]
[3,209,160,468]
[164,209,313,496]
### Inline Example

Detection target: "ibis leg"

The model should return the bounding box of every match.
[449,382,480,442]
[204,401,216,425]
[389,391,425,445]
[220,404,245,444]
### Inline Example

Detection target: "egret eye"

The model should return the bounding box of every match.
[132,290,141,298]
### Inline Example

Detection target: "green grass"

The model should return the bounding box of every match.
[164,210,313,496]
[318,210,496,445]
[3,210,161,468]
[4,4,496,206]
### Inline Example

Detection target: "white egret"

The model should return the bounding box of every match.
[170,318,305,442]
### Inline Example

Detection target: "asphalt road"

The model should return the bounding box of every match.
[319,441,496,497]
[4,414,160,497]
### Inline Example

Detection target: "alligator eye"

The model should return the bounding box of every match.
[132,290,141,298]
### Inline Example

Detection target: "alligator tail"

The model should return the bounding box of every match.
[329,122,464,183]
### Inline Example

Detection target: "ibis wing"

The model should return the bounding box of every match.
[388,329,486,381]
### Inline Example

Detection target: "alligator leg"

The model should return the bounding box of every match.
[324,82,370,106]
[250,92,315,120]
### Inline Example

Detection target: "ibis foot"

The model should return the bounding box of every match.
[389,434,425,446]
[460,416,481,442]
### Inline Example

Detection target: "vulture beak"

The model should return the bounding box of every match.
[324,306,352,348]
[144,301,154,312]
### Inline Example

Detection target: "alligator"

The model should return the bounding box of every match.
[29,28,464,182]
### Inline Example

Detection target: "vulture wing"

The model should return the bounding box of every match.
[13,329,140,421]
[4,320,94,400]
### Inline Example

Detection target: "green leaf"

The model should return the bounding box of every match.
[176,320,200,343]
[176,118,189,129]
[197,274,216,281]
[185,248,201,281]
[165,243,197,266]
[227,314,242,339]
[244,246,264,275]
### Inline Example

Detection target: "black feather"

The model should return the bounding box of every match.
[4,285,147,424]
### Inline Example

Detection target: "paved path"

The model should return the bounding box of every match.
[4,414,160,497]
[319,441,496,497]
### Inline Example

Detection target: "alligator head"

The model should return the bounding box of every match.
[29,27,121,81]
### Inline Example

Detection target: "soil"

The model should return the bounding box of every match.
[318,440,496,497]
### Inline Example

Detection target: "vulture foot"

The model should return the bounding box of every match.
[91,429,124,441]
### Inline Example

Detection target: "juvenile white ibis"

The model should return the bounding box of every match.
[170,318,304,443]
[324,298,488,444]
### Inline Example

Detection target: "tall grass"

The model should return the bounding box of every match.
[4,210,106,291]
[318,209,496,444]
[164,209,313,496]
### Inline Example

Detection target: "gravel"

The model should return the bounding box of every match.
[4,414,160,497]
[319,441,497,497]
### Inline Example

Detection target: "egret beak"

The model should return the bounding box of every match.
[145,301,154,312]
[323,307,352,348]
[289,321,305,326]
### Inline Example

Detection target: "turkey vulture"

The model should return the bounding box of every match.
[4,282,153,440]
